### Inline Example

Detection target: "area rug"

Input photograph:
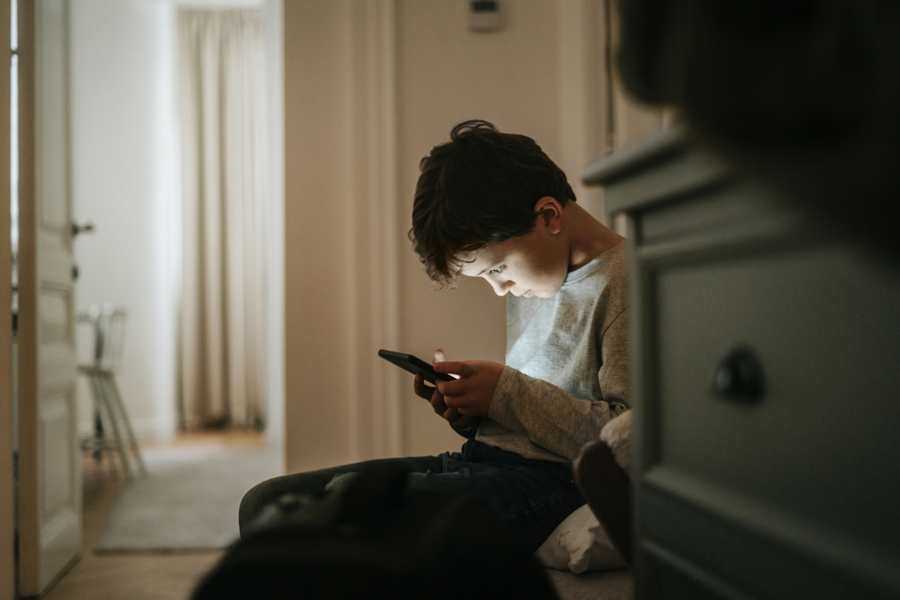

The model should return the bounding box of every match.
[93,445,283,552]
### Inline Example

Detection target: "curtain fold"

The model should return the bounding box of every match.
[178,10,267,429]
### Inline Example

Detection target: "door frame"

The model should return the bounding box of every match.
[1,0,14,597]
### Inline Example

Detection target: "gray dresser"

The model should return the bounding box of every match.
[584,129,900,599]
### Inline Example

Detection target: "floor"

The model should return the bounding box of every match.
[43,430,265,600]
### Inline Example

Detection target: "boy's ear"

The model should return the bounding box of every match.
[534,197,563,234]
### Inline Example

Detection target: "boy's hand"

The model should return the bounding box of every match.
[413,349,481,428]
[434,359,504,417]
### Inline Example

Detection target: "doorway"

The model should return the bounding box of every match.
[69,0,285,448]
[23,0,285,594]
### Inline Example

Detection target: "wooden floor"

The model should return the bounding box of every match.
[43,430,266,600]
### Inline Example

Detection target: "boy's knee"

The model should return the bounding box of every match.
[238,472,349,538]
[238,479,273,537]
[323,471,358,492]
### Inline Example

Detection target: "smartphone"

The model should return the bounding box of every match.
[378,349,454,384]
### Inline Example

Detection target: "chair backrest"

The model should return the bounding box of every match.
[76,304,127,371]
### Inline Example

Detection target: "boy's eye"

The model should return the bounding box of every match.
[489,265,505,275]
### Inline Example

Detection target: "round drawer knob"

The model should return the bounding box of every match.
[711,345,765,402]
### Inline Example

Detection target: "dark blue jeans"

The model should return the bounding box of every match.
[239,439,585,551]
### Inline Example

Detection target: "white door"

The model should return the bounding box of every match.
[16,0,81,596]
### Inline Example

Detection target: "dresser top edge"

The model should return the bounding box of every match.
[582,125,691,187]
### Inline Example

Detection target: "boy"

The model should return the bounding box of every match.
[239,120,629,550]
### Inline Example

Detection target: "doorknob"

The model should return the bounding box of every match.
[72,221,95,236]
[711,345,765,403]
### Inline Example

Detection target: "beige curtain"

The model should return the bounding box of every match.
[178,10,267,428]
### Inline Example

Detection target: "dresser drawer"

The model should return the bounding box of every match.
[649,237,900,553]
[590,128,900,598]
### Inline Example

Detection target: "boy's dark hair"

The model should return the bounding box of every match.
[410,120,576,285]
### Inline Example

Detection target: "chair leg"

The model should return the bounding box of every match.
[92,407,104,462]
[89,372,120,479]
[102,372,147,477]
[95,372,132,480]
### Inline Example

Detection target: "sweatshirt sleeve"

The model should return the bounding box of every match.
[487,307,629,460]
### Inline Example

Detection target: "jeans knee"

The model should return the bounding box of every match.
[324,471,361,492]
[238,480,270,537]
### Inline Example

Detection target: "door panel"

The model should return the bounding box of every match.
[17,0,81,596]
[36,0,67,232]
[39,289,71,346]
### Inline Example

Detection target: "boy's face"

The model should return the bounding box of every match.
[458,198,569,299]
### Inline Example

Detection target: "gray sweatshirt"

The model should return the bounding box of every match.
[474,241,629,464]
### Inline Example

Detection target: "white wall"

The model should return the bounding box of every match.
[71,0,179,442]
[70,0,284,444]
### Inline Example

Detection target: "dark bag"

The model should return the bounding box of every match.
[191,464,558,600]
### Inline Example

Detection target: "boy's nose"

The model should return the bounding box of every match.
[489,279,514,296]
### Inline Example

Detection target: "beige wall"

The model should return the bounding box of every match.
[283,0,661,472]
[284,1,356,471]
[396,0,563,456]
